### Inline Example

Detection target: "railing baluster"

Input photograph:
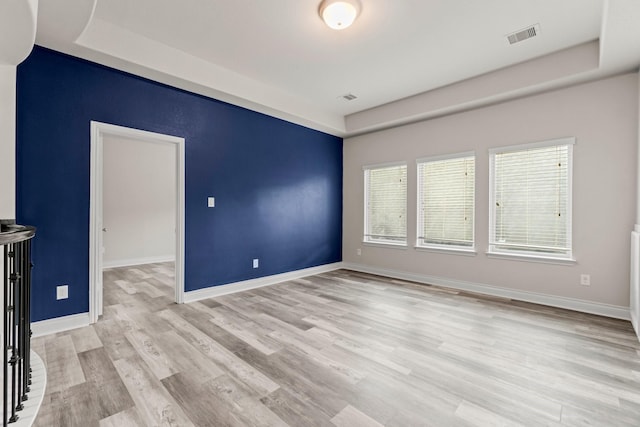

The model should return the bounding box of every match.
[3,245,9,427]
[1,221,36,426]
[9,247,18,423]
[16,241,25,412]
[23,241,32,397]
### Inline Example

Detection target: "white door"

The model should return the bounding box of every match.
[89,121,186,323]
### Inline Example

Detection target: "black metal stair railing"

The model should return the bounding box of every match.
[1,220,36,426]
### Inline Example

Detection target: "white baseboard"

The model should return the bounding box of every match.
[103,255,175,269]
[343,262,631,321]
[31,312,91,337]
[184,262,344,303]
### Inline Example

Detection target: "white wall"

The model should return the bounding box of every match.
[0,66,16,219]
[633,73,640,338]
[343,73,638,309]
[0,65,15,411]
[103,135,176,267]
[1,0,38,409]
[637,71,640,227]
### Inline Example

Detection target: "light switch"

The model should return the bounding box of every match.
[207,197,215,208]
[56,285,69,300]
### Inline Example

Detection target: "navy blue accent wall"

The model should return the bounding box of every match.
[16,46,343,322]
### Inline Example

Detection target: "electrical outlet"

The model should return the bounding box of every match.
[56,285,69,300]
[253,258,259,269]
[580,274,591,286]
[357,248,362,256]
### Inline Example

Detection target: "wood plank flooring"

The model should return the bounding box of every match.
[32,263,640,426]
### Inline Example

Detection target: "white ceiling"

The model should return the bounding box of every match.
[34,0,640,136]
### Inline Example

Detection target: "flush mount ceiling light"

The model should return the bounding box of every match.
[319,0,361,30]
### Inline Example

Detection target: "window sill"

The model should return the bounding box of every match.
[362,241,408,250]
[415,246,477,257]
[486,251,576,265]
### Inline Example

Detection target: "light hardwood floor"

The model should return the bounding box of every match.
[32,263,640,426]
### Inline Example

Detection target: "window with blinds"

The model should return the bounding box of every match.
[417,153,475,249]
[489,138,574,259]
[364,163,407,245]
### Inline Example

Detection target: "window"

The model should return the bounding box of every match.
[364,163,407,245]
[417,153,475,250]
[489,138,574,260]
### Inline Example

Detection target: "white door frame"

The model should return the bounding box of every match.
[89,121,185,324]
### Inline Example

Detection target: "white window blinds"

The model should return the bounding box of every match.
[364,163,407,245]
[490,139,574,258]
[417,154,475,249]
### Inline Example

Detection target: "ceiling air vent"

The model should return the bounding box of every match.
[341,93,358,101]
[507,24,540,45]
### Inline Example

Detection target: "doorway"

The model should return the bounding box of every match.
[89,122,185,323]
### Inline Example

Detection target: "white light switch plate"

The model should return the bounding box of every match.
[207,197,215,207]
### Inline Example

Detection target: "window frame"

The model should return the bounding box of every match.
[415,151,476,254]
[363,161,408,247]
[488,137,575,263]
